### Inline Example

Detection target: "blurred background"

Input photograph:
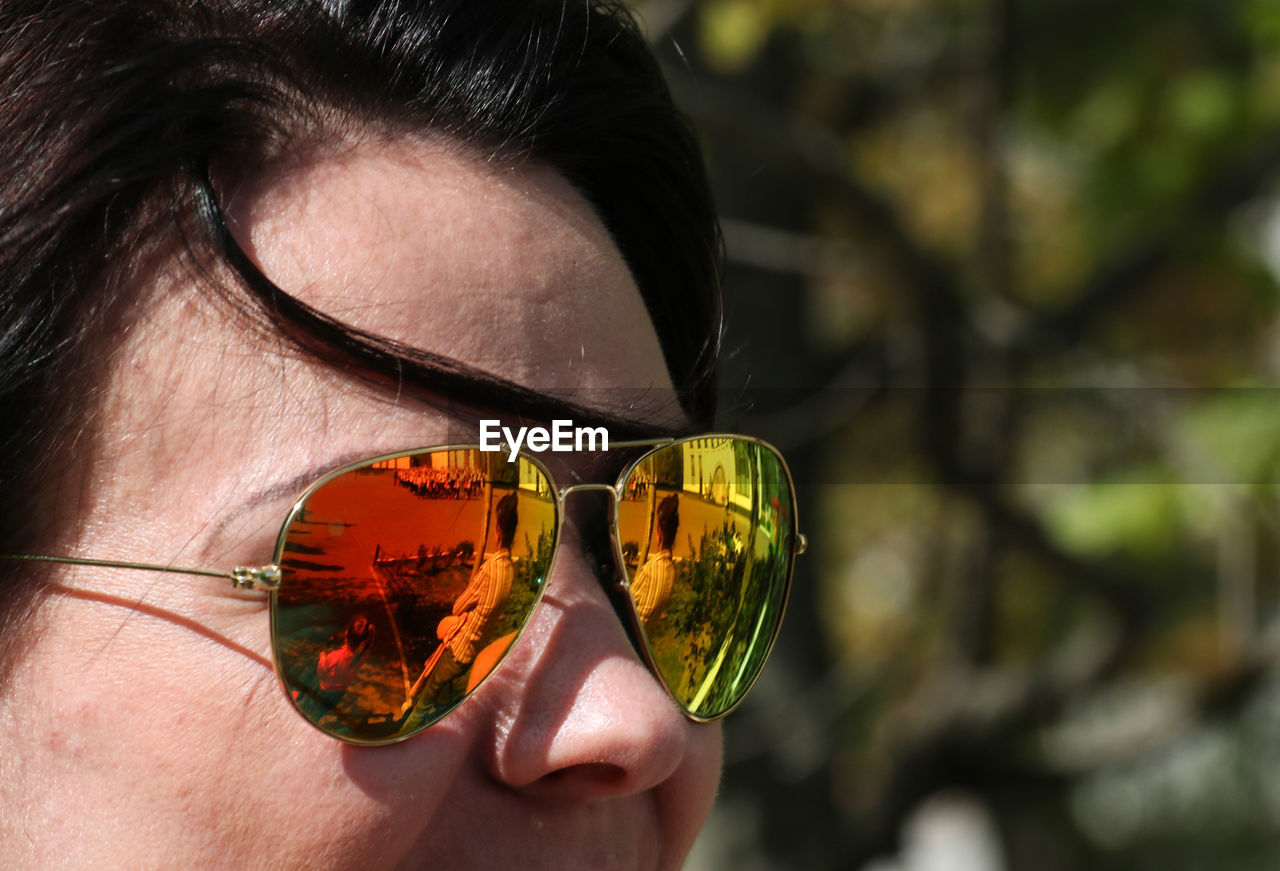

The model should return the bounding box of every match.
[623,1,1280,868]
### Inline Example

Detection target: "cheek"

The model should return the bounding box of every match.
[659,722,723,861]
[3,596,476,868]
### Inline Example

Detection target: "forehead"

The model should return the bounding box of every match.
[223,138,678,406]
[86,137,694,552]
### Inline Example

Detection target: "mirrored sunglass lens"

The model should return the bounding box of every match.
[272,451,557,743]
[619,438,795,719]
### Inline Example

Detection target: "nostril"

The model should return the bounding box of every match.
[544,762,629,790]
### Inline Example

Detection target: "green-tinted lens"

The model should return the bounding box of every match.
[271,449,557,744]
[618,437,796,719]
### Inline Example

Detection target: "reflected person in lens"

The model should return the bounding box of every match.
[401,492,519,716]
[294,613,377,721]
[633,494,681,626]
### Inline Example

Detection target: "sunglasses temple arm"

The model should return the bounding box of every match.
[0,554,282,591]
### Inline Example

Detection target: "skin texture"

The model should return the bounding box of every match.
[0,139,722,869]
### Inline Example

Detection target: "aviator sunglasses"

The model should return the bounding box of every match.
[7,434,805,745]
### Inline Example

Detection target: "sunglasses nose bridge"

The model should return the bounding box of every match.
[553,484,624,582]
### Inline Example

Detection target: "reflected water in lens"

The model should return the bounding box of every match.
[619,438,796,719]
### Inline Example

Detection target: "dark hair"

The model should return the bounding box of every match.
[495,492,520,550]
[656,493,679,550]
[0,0,721,654]
[345,615,374,652]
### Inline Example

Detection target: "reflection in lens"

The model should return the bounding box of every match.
[619,438,795,719]
[272,450,556,744]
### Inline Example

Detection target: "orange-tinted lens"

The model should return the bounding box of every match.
[271,449,557,744]
[618,437,796,719]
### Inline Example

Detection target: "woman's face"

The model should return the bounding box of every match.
[0,140,722,869]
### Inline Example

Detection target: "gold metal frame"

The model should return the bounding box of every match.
[3,434,806,743]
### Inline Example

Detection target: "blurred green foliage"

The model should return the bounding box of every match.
[627,0,1280,868]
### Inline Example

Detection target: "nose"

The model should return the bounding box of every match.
[478,510,709,799]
